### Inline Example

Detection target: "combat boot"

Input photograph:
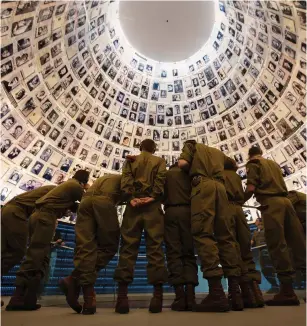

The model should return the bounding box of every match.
[82,285,96,315]
[149,284,163,313]
[115,283,129,314]
[228,277,244,311]
[171,285,185,311]
[59,276,82,313]
[1,301,3,307]
[265,283,300,306]
[239,281,258,308]
[193,277,229,312]
[185,284,196,311]
[252,281,265,307]
[6,285,41,311]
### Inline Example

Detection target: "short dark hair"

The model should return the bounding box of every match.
[224,157,237,170]
[248,146,263,157]
[140,139,156,153]
[73,170,89,184]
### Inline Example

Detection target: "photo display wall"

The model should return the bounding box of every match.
[0,1,306,223]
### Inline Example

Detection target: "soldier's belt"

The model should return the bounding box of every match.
[191,175,223,187]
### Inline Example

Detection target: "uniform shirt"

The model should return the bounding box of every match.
[164,164,191,207]
[246,157,288,196]
[8,185,56,215]
[84,174,121,204]
[288,190,306,206]
[121,151,166,200]
[179,142,227,180]
[36,178,84,213]
[223,169,244,205]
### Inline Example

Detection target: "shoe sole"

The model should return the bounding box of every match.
[58,280,82,314]
[6,304,41,311]
[192,304,229,312]
[265,300,300,306]
[82,307,96,315]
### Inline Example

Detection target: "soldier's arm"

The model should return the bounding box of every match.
[121,160,135,201]
[151,158,167,200]
[178,143,194,171]
[244,162,260,202]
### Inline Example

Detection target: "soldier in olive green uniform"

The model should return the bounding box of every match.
[223,157,264,308]
[245,146,306,306]
[1,185,55,277]
[114,139,168,314]
[288,190,306,234]
[163,163,198,311]
[59,174,122,315]
[178,141,242,312]
[6,170,89,311]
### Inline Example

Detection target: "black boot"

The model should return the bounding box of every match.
[251,281,265,307]
[171,285,185,311]
[185,284,196,311]
[6,285,41,311]
[82,285,96,315]
[59,276,82,313]
[1,301,3,307]
[193,277,229,312]
[149,284,163,313]
[228,277,244,311]
[115,283,129,314]
[265,283,300,306]
[240,281,258,308]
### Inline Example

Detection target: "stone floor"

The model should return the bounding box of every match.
[1,296,306,326]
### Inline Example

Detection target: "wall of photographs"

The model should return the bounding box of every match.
[0,1,306,219]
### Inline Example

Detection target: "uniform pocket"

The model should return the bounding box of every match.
[191,215,203,236]
[190,188,203,216]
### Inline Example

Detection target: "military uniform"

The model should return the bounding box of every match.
[60,175,122,315]
[223,159,263,308]
[1,185,55,276]
[288,190,306,233]
[246,157,306,284]
[246,157,306,305]
[163,164,198,311]
[7,178,84,310]
[114,151,168,314]
[179,142,242,312]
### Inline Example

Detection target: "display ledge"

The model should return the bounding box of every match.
[2,291,306,309]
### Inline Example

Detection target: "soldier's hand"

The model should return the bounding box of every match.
[139,197,154,205]
[130,198,141,207]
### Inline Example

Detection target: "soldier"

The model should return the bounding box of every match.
[244,146,306,306]
[178,140,243,312]
[114,139,168,314]
[6,170,89,311]
[59,174,122,315]
[287,190,306,234]
[163,162,198,311]
[1,185,55,307]
[223,157,264,308]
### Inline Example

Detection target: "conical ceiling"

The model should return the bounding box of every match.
[0,0,306,202]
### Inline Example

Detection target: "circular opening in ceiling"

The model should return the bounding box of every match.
[119,1,216,62]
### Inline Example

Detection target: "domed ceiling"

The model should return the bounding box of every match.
[0,0,306,204]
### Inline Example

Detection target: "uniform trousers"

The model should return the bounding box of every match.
[164,206,198,286]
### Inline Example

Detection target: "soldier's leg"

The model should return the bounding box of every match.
[7,209,56,310]
[114,205,143,314]
[164,207,184,286]
[262,197,299,306]
[59,200,95,315]
[191,180,229,312]
[94,199,120,272]
[1,206,28,276]
[284,198,306,277]
[144,203,167,313]
[215,184,243,311]
[178,206,198,311]
[260,250,279,290]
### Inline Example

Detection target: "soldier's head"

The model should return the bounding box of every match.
[140,139,156,154]
[73,169,90,188]
[248,146,263,159]
[224,157,237,171]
